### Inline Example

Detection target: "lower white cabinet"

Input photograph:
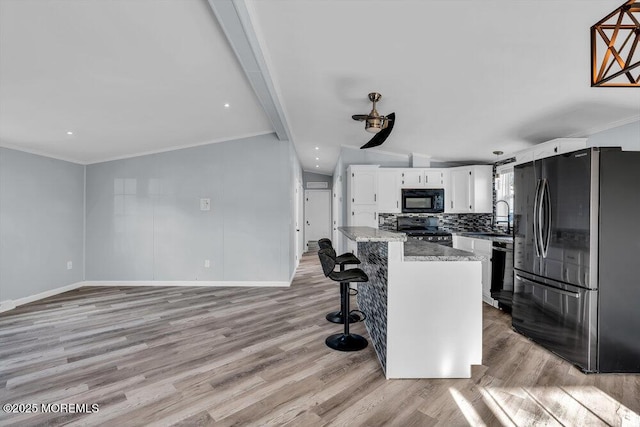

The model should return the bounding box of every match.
[453,236,495,306]
[349,205,378,228]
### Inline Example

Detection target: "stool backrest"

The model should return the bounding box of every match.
[317,248,337,277]
[318,238,332,250]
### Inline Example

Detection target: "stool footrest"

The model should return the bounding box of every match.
[325,310,362,324]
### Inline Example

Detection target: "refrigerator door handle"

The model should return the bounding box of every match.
[533,179,542,257]
[542,179,551,258]
[515,275,581,298]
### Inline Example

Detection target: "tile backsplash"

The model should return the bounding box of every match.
[379,213,492,232]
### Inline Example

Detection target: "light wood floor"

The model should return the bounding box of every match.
[1,253,639,426]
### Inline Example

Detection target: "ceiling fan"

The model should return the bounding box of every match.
[352,92,395,149]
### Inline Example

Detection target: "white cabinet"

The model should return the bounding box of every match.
[347,165,379,228]
[454,236,494,306]
[399,168,446,189]
[377,169,401,213]
[424,169,445,188]
[447,165,492,213]
[348,166,378,205]
[514,138,587,166]
[399,169,423,188]
[349,205,378,227]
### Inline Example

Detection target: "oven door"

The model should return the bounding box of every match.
[512,270,597,372]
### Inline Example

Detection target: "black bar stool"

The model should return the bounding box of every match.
[318,248,369,352]
[317,238,362,324]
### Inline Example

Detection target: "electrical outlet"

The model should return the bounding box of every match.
[204,260,210,268]
[67,261,73,270]
[200,198,211,211]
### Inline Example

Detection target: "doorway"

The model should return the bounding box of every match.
[295,179,304,261]
[304,189,331,252]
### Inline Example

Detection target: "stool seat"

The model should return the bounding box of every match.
[335,253,360,265]
[318,248,369,352]
[318,242,363,325]
[328,268,368,283]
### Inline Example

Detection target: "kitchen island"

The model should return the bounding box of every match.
[339,226,484,379]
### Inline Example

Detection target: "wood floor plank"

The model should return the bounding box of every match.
[0,252,639,426]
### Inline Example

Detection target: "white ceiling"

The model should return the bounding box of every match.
[0,0,273,163]
[1,0,638,173]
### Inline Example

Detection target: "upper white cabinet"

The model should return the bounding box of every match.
[348,165,378,205]
[399,168,446,189]
[447,165,493,213]
[377,169,401,213]
[514,138,587,166]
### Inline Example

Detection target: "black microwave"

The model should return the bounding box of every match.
[401,188,445,213]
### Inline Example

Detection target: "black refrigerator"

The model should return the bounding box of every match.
[512,147,640,373]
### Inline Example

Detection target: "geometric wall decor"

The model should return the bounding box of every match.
[591,0,640,87]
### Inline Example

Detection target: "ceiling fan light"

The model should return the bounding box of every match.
[365,117,383,133]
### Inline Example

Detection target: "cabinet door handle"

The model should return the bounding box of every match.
[425,175,428,183]
[352,198,354,202]
[419,176,421,183]
[374,212,377,219]
[396,201,399,208]
[451,201,453,209]
[352,212,354,216]
[374,194,377,202]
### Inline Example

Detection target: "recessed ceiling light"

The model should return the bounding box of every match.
[315,165,319,168]
[223,103,230,108]
[315,157,319,160]
[66,131,73,135]
[315,147,319,150]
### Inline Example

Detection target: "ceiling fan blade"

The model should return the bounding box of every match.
[352,114,368,121]
[360,112,395,149]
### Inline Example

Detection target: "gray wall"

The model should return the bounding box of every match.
[0,148,85,301]
[303,171,332,189]
[288,143,303,275]
[85,133,296,282]
[588,121,640,150]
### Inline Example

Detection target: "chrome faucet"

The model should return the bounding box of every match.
[495,199,511,234]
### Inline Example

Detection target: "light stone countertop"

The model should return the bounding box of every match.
[338,226,407,242]
[403,239,486,262]
[453,231,514,243]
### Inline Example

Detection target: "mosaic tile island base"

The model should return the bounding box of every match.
[339,226,483,379]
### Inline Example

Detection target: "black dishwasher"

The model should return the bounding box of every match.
[490,241,513,313]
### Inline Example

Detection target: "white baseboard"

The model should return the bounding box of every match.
[0,279,293,314]
[0,281,84,314]
[83,280,291,288]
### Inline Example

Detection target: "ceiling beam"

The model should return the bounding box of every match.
[207,0,291,141]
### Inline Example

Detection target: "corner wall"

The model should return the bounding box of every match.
[0,148,85,305]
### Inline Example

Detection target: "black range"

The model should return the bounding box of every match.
[396,216,452,246]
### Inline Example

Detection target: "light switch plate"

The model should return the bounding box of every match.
[200,198,211,211]
[67,261,73,270]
